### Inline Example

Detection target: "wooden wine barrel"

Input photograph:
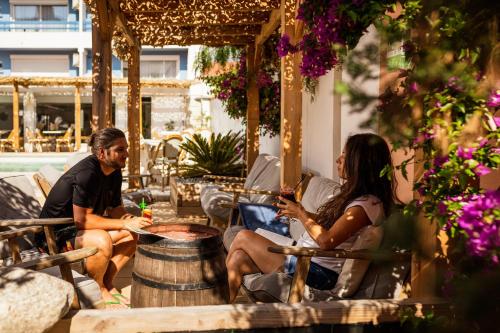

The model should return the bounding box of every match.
[130,223,229,308]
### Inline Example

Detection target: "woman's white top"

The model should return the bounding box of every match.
[295,195,385,273]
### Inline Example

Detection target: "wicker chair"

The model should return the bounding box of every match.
[0,130,16,152]
[56,126,74,152]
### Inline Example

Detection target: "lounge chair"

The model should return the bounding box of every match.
[224,176,411,303]
[200,154,281,227]
[0,175,101,309]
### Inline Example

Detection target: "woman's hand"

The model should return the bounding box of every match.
[275,196,307,220]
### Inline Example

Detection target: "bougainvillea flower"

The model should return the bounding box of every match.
[486,90,500,108]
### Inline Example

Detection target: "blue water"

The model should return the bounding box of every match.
[0,157,66,172]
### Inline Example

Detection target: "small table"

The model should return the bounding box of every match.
[42,130,65,136]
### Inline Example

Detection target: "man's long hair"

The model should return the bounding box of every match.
[316,133,397,229]
[88,128,125,155]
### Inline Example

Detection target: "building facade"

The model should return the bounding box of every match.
[0,0,210,150]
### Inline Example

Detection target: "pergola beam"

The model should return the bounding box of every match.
[134,25,262,37]
[119,0,280,12]
[280,0,303,188]
[124,11,271,26]
[108,0,139,47]
[0,77,192,88]
[255,9,280,46]
[138,35,256,47]
[246,44,261,173]
[127,45,141,189]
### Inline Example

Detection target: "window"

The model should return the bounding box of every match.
[140,56,179,79]
[10,55,69,77]
[13,5,68,21]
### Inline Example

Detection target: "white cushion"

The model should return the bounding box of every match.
[331,225,384,298]
[38,164,63,186]
[289,176,339,241]
[300,176,339,213]
[242,154,271,189]
[248,156,281,203]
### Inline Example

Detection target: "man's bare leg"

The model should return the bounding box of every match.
[75,230,126,308]
[103,230,138,305]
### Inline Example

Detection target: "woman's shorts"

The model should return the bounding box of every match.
[284,255,339,290]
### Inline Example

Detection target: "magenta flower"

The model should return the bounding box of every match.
[474,164,491,176]
[409,82,419,93]
[486,90,500,108]
[457,146,476,159]
[456,191,500,262]
[277,34,297,57]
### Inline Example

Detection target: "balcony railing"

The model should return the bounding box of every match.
[0,20,79,32]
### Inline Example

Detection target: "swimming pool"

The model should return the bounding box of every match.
[0,156,66,172]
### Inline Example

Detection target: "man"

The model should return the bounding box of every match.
[39,128,151,308]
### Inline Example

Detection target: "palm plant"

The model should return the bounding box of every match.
[179,131,244,177]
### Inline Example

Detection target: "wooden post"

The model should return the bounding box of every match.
[91,2,113,130]
[74,86,81,151]
[127,46,141,189]
[246,44,260,174]
[280,0,302,187]
[12,83,20,152]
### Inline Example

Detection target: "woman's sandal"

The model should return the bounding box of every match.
[111,293,131,307]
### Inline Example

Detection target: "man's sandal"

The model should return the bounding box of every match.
[112,293,131,307]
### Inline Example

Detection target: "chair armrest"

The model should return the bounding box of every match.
[203,175,246,183]
[0,226,43,241]
[220,188,280,196]
[267,246,411,261]
[123,174,151,179]
[0,218,73,227]
[219,203,237,209]
[15,247,98,270]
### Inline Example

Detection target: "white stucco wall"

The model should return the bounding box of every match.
[301,25,380,181]
[302,71,336,179]
[209,99,244,135]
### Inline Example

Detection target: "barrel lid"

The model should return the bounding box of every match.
[138,223,222,249]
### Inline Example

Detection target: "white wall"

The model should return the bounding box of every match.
[340,25,379,147]
[260,134,280,156]
[301,25,380,181]
[209,99,244,135]
[302,71,336,179]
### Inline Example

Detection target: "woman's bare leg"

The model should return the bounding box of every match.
[226,249,260,302]
[226,230,286,302]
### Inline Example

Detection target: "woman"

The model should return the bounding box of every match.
[226,133,397,302]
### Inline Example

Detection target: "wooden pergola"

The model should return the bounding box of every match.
[0,76,191,152]
[84,0,301,190]
[43,0,441,329]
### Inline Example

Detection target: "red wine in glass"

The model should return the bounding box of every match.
[280,188,296,203]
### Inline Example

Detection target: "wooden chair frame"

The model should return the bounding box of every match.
[265,245,411,303]
[33,172,53,198]
[0,218,97,309]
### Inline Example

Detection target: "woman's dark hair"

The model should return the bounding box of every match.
[316,133,397,229]
[88,128,126,155]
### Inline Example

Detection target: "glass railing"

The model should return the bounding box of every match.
[84,19,92,32]
[0,20,79,32]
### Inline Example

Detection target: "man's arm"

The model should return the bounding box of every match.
[73,204,150,230]
[108,205,131,219]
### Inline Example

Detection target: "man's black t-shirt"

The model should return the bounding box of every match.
[40,155,122,233]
